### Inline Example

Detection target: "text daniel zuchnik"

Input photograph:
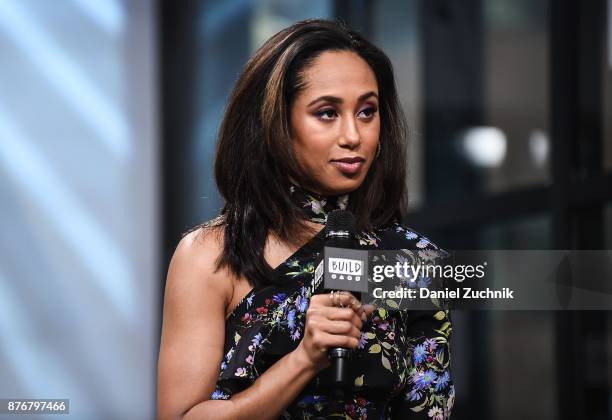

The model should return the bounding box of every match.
[372,287,515,300]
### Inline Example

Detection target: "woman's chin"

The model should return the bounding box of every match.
[319,178,364,196]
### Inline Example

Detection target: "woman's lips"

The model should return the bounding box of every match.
[330,159,364,175]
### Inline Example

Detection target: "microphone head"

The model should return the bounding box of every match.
[325,209,356,239]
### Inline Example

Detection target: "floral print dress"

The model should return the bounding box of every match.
[210,185,455,419]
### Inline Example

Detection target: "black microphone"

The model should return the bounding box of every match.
[324,209,359,403]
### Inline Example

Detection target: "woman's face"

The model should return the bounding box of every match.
[290,50,380,196]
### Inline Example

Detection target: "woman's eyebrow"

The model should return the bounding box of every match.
[307,91,378,107]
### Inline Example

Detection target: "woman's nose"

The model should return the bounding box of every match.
[338,117,361,148]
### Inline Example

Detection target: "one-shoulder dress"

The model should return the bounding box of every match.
[210,186,455,419]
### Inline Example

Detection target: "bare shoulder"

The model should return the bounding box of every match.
[174,225,224,271]
[167,225,233,307]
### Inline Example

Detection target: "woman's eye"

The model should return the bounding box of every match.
[358,107,377,119]
[316,109,337,120]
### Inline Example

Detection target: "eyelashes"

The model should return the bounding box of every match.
[315,106,378,121]
[359,107,377,118]
[316,109,337,120]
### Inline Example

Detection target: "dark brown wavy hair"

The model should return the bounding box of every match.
[190,18,408,288]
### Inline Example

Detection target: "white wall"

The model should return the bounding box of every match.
[0,0,159,418]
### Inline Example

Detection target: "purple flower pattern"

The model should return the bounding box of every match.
[209,188,454,419]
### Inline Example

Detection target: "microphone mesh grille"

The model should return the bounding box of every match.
[326,209,356,235]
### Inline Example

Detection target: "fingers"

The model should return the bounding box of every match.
[300,292,374,370]
[303,318,361,349]
[310,290,355,306]
[362,304,375,317]
[328,291,362,311]
[320,319,362,338]
[304,292,375,354]
[307,308,363,339]
[322,332,360,350]
[312,306,362,326]
[306,304,364,338]
[310,292,375,324]
[311,291,363,313]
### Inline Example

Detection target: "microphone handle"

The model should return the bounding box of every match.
[325,236,359,402]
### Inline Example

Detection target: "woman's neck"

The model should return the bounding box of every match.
[289,182,350,225]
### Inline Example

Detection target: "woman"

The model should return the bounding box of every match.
[157,19,454,419]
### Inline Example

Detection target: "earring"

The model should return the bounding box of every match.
[375,143,381,159]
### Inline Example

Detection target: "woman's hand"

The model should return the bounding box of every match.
[294,291,374,373]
